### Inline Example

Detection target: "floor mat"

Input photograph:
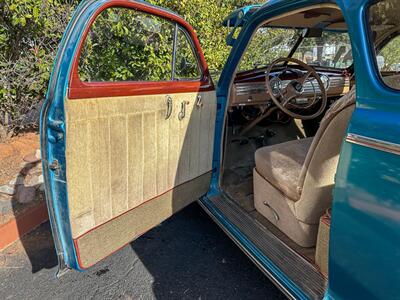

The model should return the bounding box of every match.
[222,120,306,213]
[224,176,254,212]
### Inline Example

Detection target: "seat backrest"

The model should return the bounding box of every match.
[295,88,356,224]
[383,74,400,90]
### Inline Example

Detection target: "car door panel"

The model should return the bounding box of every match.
[42,0,216,271]
[65,91,216,269]
[65,91,216,242]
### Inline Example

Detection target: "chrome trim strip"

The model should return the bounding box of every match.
[346,133,400,155]
[235,77,349,96]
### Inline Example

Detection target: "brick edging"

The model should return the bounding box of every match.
[0,202,49,251]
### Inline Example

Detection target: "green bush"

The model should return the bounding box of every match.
[79,7,176,82]
[0,0,79,140]
[0,0,261,140]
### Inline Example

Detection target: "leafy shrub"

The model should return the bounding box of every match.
[0,0,79,140]
[0,0,260,141]
[79,7,176,82]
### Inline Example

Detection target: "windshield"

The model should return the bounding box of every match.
[238,27,352,72]
[239,27,300,71]
[292,31,352,68]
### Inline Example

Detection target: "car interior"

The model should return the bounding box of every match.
[209,2,400,297]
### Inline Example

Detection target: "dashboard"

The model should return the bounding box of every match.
[230,66,351,107]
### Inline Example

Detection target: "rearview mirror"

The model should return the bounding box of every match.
[305,28,323,38]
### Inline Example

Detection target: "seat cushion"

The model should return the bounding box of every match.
[255,137,313,201]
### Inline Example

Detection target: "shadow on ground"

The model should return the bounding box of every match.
[1,203,284,299]
[10,161,57,273]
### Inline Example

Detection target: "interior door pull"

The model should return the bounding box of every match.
[178,101,189,121]
[196,95,203,108]
[165,95,173,120]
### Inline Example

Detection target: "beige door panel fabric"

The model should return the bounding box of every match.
[75,171,212,268]
[65,91,216,239]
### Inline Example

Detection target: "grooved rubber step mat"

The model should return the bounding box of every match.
[207,195,326,299]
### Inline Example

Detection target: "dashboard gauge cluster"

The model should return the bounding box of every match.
[319,74,330,90]
[270,77,282,96]
[231,67,349,107]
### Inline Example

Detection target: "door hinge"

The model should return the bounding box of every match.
[49,159,61,176]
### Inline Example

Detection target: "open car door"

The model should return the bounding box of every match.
[41,0,216,272]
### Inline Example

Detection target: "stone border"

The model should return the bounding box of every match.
[0,201,48,251]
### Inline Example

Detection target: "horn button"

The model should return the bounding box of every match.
[291,81,304,93]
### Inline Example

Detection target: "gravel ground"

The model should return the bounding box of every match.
[0,203,285,300]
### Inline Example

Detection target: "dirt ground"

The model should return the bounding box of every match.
[0,132,43,225]
[0,132,40,186]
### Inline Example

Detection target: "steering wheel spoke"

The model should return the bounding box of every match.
[298,70,313,85]
[281,96,293,108]
[281,85,297,106]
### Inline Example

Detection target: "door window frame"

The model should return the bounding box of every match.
[365,0,400,92]
[68,1,214,100]
[173,25,203,80]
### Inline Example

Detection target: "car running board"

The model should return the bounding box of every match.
[201,194,326,299]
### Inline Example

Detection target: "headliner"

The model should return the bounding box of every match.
[266,6,347,31]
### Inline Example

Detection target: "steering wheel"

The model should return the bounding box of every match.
[265,57,328,120]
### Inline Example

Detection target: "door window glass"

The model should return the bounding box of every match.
[78,7,174,82]
[377,36,400,72]
[368,0,400,90]
[174,28,201,79]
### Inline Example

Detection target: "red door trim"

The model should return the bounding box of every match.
[68,0,214,100]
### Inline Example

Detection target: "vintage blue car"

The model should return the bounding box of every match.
[41,0,400,298]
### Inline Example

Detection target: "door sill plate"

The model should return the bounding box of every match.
[200,194,326,299]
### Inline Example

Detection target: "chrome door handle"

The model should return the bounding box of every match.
[178,101,189,121]
[165,95,173,120]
